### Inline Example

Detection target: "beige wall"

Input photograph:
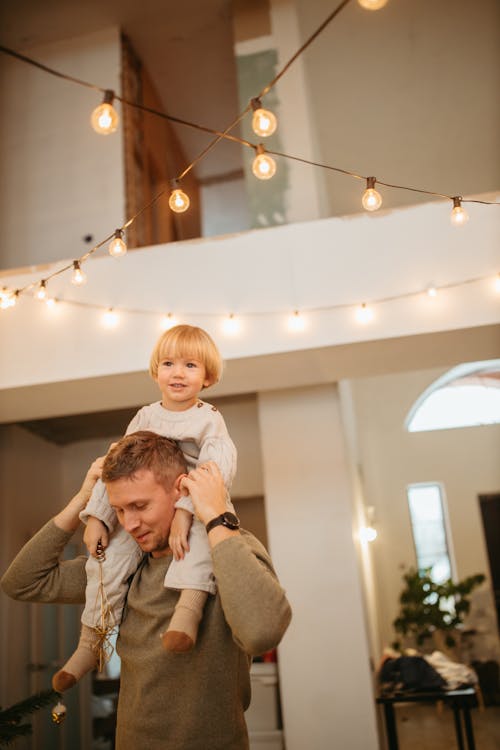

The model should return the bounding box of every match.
[0,28,125,271]
[0,425,61,708]
[349,366,500,653]
[294,0,500,217]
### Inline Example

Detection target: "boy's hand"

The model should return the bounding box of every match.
[84,516,109,558]
[169,508,193,561]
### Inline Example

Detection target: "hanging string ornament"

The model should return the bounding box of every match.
[92,541,118,672]
[52,541,117,726]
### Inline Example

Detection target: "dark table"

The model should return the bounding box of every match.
[376,688,477,750]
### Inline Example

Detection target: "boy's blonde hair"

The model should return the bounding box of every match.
[149,325,223,387]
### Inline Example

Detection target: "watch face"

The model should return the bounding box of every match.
[223,512,240,529]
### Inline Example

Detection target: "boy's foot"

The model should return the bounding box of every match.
[161,630,194,653]
[51,624,99,691]
[52,670,77,692]
[161,590,208,653]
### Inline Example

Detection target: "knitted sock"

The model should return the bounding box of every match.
[52,624,99,692]
[162,589,208,653]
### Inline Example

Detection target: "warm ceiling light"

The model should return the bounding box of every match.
[109,229,127,257]
[252,144,277,180]
[251,98,277,138]
[362,177,382,212]
[450,196,469,226]
[358,0,389,10]
[91,90,119,135]
[71,261,87,286]
[169,187,190,213]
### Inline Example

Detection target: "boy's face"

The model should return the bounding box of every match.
[155,354,210,411]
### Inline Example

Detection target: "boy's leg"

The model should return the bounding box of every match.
[52,527,142,690]
[162,589,208,652]
[162,517,216,652]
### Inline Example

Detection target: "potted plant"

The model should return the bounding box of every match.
[392,567,485,656]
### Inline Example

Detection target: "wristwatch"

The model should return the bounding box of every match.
[206,512,240,534]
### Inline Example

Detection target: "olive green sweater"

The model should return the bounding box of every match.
[1,521,291,750]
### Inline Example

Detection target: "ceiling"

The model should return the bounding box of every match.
[0,0,242,180]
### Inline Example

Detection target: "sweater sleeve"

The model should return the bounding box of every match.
[1,520,87,605]
[196,408,237,488]
[211,531,292,656]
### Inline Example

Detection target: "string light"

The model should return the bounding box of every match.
[35,280,47,300]
[358,0,389,10]
[0,289,18,309]
[71,260,87,286]
[359,526,378,542]
[251,98,277,138]
[222,313,241,336]
[160,313,179,331]
[287,310,306,332]
[494,274,500,293]
[168,184,190,213]
[426,285,437,298]
[362,177,383,212]
[101,308,119,328]
[91,90,119,135]
[252,144,277,180]
[45,297,58,310]
[450,196,469,226]
[355,303,374,323]
[109,229,127,257]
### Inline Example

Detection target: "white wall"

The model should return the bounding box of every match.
[1,195,498,392]
[258,384,379,750]
[0,27,125,270]
[349,367,500,654]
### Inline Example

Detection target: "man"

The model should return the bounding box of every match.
[1,431,292,749]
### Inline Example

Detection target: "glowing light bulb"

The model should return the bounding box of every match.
[35,280,47,300]
[169,188,190,213]
[251,99,277,137]
[102,308,119,328]
[427,285,437,298]
[71,261,86,286]
[222,314,241,336]
[0,288,17,309]
[91,91,119,135]
[252,145,277,180]
[287,311,306,332]
[359,526,378,543]
[494,274,500,293]
[362,177,382,211]
[45,297,58,310]
[358,0,388,10]
[355,303,374,324]
[160,313,178,331]
[450,196,469,226]
[109,230,127,257]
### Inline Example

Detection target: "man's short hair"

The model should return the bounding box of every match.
[102,431,187,490]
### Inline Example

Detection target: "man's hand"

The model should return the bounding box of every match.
[180,462,228,527]
[84,517,109,557]
[168,508,193,561]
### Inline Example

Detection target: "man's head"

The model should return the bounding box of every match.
[102,431,187,557]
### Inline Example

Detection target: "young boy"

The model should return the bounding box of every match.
[53,325,237,692]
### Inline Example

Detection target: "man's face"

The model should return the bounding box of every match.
[107,468,179,558]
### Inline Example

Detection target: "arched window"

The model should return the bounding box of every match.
[406,359,500,432]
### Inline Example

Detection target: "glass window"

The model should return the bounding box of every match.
[406,359,500,432]
[407,483,453,583]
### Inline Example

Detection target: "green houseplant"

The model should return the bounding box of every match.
[392,567,485,653]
